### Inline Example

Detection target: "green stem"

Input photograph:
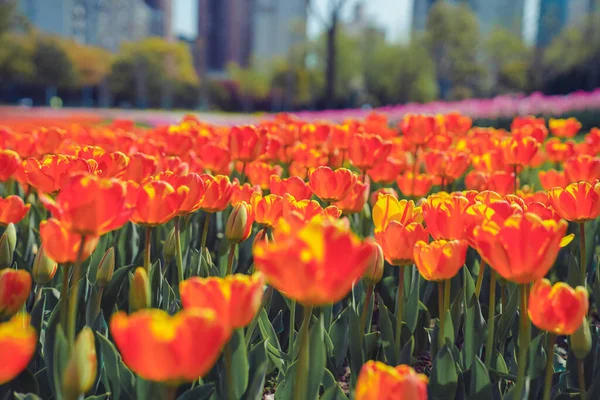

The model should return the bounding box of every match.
[60,264,71,334]
[144,226,152,273]
[475,261,486,298]
[201,213,210,251]
[395,268,405,357]
[444,279,451,318]
[485,272,497,369]
[501,285,507,313]
[578,359,586,400]
[438,281,444,352]
[226,244,236,276]
[513,164,518,193]
[293,305,313,400]
[580,222,587,287]
[225,335,235,400]
[175,216,184,282]
[543,333,556,400]
[288,299,296,357]
[244,286,273,347]
[67,236,86,347]
[514,284,531,397]
[359,284,375,352]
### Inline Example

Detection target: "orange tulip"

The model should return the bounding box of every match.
[0,313,37,385]
[229,125,264,162]
[253,217,373,305]
[413,239,468,281]
[270,175,312,201]
[308,166,357,202]
[156,172,206,216]
[369,187,398,208]
[40,218,100,264]
[348,133,392,171]
[231,179,261,206]
[251,192,284,227]
[0,269,32,318]
[400,114,436,146]
[465,170,489,192]
[282,193,341,227]
[367,157,405,184]
[422,192,470,240]
[472,213,567,284]
[376,222,428,266]
[548,181,600,222]
[129,180,187,225]
[539,169,569,191]
[0,196,30,226]
[110,308,228,383]
[372,195,422,233]
[0,149,20,182]
[40,174,132,236]
[545,138,575,163]
[500,136,540,166]
[444,111,472,136]
[121,153,157,183]
[565,155,600,183]
[334,179,369,214]
[24,155,95,193]
[487,171,518,195]
[549,117,581,138]
[180,273,264,329]
[355,361,428,400]
[424,150,470,181]
[396,172,432,198]
[245,161,282,190]
[225,202,254,243]
[528,279,588,335]
[198,174,233,213]
[198,143,231,175]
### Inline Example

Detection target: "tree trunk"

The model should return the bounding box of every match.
[325,19,337,108]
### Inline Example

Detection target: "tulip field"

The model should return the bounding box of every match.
[1,112,600,400]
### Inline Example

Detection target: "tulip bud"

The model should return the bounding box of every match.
[129,267,150,312]
[202,247,212,267]
[363,242,384,286]
[226,203,249,244]
[253,229,268,247]
[163,228,177,263]
[0,231,15,269]
[62,327,97,400]
[32,244,58,285]
[570,318,592,360]
[96,247,115,289]
[4,223,16,252]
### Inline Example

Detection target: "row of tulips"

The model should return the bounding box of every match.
[0,111,599,400]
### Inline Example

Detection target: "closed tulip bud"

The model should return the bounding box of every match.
[96,247,115,289]
[570,318,592,360]
[32,245,58,285]
[202,247,212,267]
[363,242,384,286]
[62,327,97,400]
[4,223,16,253]
[226,202,252,244]
[163,228,177,263]
[129,267,150,312]
[0,233,13,269]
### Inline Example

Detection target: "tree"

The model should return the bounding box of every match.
[0,33,35,84]
[32,35,77,90]
[425,1,484,100]
[61,40,113,87]
[226,61,271,112]
[484,26,532,94]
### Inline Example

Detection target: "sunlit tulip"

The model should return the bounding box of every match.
[198,143,231,175]
[40,174,131,236]
[225,202,254,244]
[413,239,468,281]
[0,269,31,318]
[372,195,422,233]
[548,181,600,222]
[40,218,99,264]
[355,361,428,400]
[129,180,187,226]
[0,149,20,182]
[110,308,229,382]
[246,161,282,190]
[180,273,264,329]
[528,279,588,335]
[253,217,373,305]
[348,133,392,171]
[158,172,206,215]
[363,242,384,285]
[282,194,341,226]
[0,313,37,385]
[198,174,233,213]
[396,172,432,198]
[120,152,158,183]
[308,166,357,202]
[231,179,261,206]
[500,136,540,167]
[422,192,470,240]
[539,169,569,191]
[369,188,398,208]
[444,111,472,136]
[0,196,30,226]
[367,157,405,184]
[549,117,581,138]
[472,213,567,284]
[376,222,428,266]
[564,155,600,183]
[251,192,284,227]
[24,155,95,193]
[229,125,264,162]
[269,175,312,201]
[545,138,575,163]
[400,114,436,146]
[487,171,518,195]
[334,180,369,214]
[465,170,489,191]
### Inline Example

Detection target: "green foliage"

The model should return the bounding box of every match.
[32,35,78,89]
[484,26,532,94]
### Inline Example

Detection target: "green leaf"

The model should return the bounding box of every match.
[85,395,111,400]
[450,286,464,341]
[96,332,136,400]
[87,235,109,284]
[328,307,350,374]
[43,291,64,400]
[242,341,268,400]
[377,294,397,365]
[462,267,486,370]
[306,315,327,400]
[14,394,43,400]
[257,308,285,371]
[527,333,547,379]
[468,357,492,400]
[52,327,68,400]
[399,335,415,365]
[100,264,135,317]
[429,346,459,400]
[496,284,518,346]
[321,368,348,400]
[443,309,455,347]
[348,297,363,381]
[404,268,421,334]
[177,384,215,400]
[230,329,249,398]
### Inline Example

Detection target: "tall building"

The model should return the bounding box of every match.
[253,0,306,63]
[536,0,568,48]
[144,0,171,38]
[18,0,76,37]
[412,0,438,33]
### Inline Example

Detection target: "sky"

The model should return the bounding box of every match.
[173,0,539,44]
